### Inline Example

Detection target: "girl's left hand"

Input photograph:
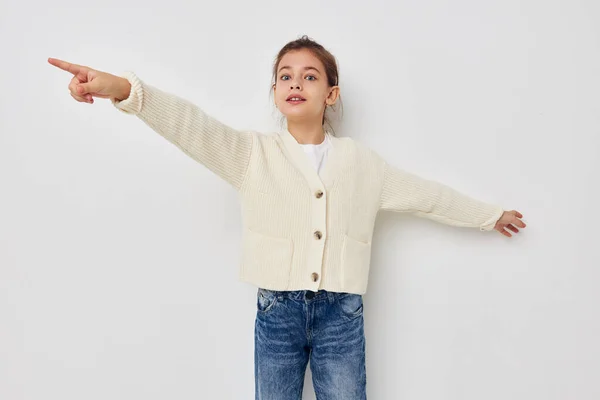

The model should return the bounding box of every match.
[494,210,526,237]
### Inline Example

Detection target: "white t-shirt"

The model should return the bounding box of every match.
[299,133,332,178]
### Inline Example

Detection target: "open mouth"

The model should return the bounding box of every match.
[286,95,306,104]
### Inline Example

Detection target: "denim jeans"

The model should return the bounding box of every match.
[254,288,367,399]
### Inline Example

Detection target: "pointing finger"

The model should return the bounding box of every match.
[48,57,85,76]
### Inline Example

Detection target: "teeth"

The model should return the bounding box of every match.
[289,98,304,101]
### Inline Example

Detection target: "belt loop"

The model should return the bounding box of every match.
[327,291,335,304]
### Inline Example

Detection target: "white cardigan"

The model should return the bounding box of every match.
[112,72,505,295]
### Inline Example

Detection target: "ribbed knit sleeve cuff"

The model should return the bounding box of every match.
[111,71,144,114]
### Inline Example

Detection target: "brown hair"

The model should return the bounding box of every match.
[270,35,343,135]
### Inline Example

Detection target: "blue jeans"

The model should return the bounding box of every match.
[254,288,367,399]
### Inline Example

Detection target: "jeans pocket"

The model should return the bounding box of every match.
[337,293,364,319]
[257,288,278,314]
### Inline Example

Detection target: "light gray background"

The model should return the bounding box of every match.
[1,0,598,399]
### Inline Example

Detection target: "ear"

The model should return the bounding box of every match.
[326,86,340,106]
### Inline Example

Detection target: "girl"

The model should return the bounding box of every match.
[48,35,526,400]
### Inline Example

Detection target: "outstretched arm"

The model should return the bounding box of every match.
[379,161,526,237]
[111,72,254,192]
[47,58,254,192]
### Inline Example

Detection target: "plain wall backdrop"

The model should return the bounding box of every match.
[1,0,599,398]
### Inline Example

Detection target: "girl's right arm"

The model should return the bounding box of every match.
[111,71,254,192]
[48,58,254,192]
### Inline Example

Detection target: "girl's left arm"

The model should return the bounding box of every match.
[378,161,526,236]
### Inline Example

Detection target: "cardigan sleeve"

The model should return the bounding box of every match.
[110,71,254,192]
[379,161,504,231]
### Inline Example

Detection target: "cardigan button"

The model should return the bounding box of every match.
[315,190,323,198]
[311,272,319,282]
[314,231,322,240]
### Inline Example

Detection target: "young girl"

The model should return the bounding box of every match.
[48,35,526,399]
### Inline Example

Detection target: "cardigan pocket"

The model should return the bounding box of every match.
[340,234,372,294]
[241,227,294,288]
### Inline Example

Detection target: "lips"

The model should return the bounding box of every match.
[286,94,306,101]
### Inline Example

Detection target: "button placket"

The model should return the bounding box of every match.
[309,186,325,289]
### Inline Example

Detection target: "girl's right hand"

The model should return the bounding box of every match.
[47,58,131,104]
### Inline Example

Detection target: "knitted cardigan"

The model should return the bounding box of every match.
[112,72,504,294]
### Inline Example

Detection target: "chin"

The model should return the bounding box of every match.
[283,113,313,122]
[282,107,314,119]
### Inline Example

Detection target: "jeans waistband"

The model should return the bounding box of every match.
[258,288,358,304]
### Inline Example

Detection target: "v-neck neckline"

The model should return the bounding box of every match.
[277,128,344,190]
[300,134,328,148]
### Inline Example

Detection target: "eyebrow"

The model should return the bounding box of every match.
[277,65,321,74]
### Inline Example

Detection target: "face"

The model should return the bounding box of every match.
[273,49,339,124]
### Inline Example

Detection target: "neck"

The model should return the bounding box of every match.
[286,120,326,144]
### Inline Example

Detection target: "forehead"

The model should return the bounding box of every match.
[278,49,324,71]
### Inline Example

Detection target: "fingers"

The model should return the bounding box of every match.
[496,220,525,237]
[52,58,96,104]
[77,80,98,96]
[70,92,93,104]
[507,210,526,229]
[511,210,524,219]
[48,57,85,75]
[510,211,526,228]
[68,76,93,103]
[495,225,512,237]
[496,224,514,237]
[495,210,526,237]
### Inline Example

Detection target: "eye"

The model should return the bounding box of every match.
[280,74,290,81]
[305,75,316,81]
